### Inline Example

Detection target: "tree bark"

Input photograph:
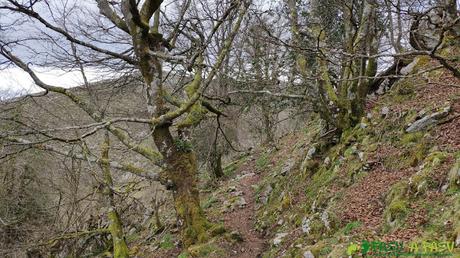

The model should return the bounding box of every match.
[101,133,129,258]
[153,125,211,247]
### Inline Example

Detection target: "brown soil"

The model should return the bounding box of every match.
[221,163,267,258]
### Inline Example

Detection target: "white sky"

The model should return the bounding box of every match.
[0,67,102,100]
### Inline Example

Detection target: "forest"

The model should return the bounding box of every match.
[0,0,459,257]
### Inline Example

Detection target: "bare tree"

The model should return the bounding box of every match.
[0,0,251,252]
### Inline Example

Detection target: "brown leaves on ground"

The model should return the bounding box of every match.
[339,167,411,231]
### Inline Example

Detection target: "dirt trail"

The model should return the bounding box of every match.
[222,169,266,258]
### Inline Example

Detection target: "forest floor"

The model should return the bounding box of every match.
[204,154,269,258]
[221,164,266,257]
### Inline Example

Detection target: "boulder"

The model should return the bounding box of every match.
[406,106,450,133]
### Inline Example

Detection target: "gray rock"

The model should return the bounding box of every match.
[273,232,288,246]
[237,197,247,208]
[280,159,295,176]
[260,185,273,205]
[358,152,365,162]
[307,147,317,158]
[238,172,255,180]
[400,59,418,75]
[302,217,311,234]
[303,250,315,258]
[406,106,451,133]
[321,211,330,230]
[324,157,331,166]
[381,106,390,117]
[227,186,237,192]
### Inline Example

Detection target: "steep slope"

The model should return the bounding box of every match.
[128,49,460,258]
[242,54,460,257]
[172,54,460,257]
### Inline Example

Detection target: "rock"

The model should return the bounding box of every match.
[358,152,365,162]
[307,147,317,158]
[277,219,284,225]
[303,250,315,258]
[324,157,331,166]
[280,159,295,176]
[237,197,247,208]
[321,211,330,230]
[302,217,311,234]
[400,59,418,75]
[222,200,233,213]
[227,186,237,192]
[406,106,451,132]
[238,172,255,180]
[260,185,273,205]
[360,122,368,129]
[273,232,288,246]
[381,106,390,117]
[363,163,372,171]
[417,108,429,119]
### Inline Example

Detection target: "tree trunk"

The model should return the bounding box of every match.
[101,133,129,258]
[210,151,224,178]
[153,125,211,247]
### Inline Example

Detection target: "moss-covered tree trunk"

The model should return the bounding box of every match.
[100,133,129,258]
[153,125,211,247]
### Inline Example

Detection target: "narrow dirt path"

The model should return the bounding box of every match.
[222,169,266,258]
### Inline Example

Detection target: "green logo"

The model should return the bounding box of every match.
[347,243,360,256]
[346,240,455,257]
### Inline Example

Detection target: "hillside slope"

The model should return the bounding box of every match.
[147,52,460,257]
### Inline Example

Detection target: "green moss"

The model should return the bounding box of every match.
[281,193,291,209]
[159,233,175,249]
[202,195,218,209]
[343,221,362,235]
[388,200,408,218]
[174,138,193,152]
[178,252,190,258]
[222,155,248,177]
[386,182,409,204]
[209,224,226,236]
[256,153,270,169]
[425,151,448,166]
[187,241,224,257]
[401,132,424,145]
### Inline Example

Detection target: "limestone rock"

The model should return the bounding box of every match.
[302,217,311,234]
[381,106,390,117]
[406,106,451,133]
[260,185,273,205]
[280,159,295,176]
[303,250,315,258]
[237,197,247,208]
[273,232,288,246]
